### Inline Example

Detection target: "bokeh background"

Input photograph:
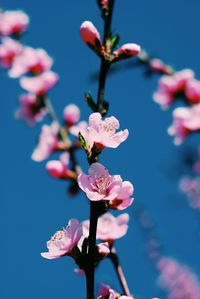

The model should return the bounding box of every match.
[1,0,200,298]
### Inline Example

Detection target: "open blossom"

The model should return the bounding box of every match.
[0,10,29,35]
[179,176,200,211]
[31,122,60,162]
[157,257,200,299]
[83,212,129,242]
[41,219,83,259]
[80,21,102,52]
[9,47,53,78]
[20,71,59,95]
[153,69,194,109]
[63,104,80,126]
[168,104,200,145]
[0,37,23,68]
[15,93,47,125]
[113,43,141,61]
[78,162,134,210]
[46,152,76,180]
[80,112,129,152]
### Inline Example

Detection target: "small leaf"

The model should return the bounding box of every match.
[110,34,120,51]
[85,92,98,112]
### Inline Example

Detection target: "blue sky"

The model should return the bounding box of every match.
[1,1,200,298]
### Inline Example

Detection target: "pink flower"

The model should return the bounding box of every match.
[179,177,200,211]
[113,43,141,61]
[168,104,200,145]
[153,69,194,109]
[0,10,29,36]
[0,37,23,68]
[83,212,129,242]
[46,152,76,180]
[69,121,88,137]
[41,219,83,259]
[20,71,59,95]
[31,122,60,162]
[157,257,200,299]
[15,93,47,125]
[80,21,102,53]
[78,162,134,210]
[185,78,200,104]
[80,112,129,152]
[63,104,80,125]
[9,46,53,78]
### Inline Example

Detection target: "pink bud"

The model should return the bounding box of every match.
[80,21,102,50]
[97,242,110,256]
[46,160,65,178]
[63,104,80,125]
[113,43,141,61]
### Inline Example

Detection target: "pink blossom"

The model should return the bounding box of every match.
[168,104,200,145]
[113,43,141,61]
[78,162,134,210]
[83,212,129,242]
[80,21,102,52]
[15,93,47,125]
[0,10,29,36]
[185,78,200,104]
[157,257,200,299]
[153,69,194,109]
[9,46,53,78]
[41,219,83,259]
[63,104,80,125]
[20,71,59,95]
[80,112,129,152]
[45,152,75,179]
[31,122,60,162]
[179,176,200,211]
[0,37,22,68]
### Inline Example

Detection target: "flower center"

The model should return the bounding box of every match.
[100,119,117,135]
[51,230,65,242]
[89,173,110,194]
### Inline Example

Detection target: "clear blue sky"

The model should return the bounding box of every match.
[1,1,200,298]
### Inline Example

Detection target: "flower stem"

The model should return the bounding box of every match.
[86,1,116,298]
[108,246,131,296]
[97,0,115,112]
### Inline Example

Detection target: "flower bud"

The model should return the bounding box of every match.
[113,43,141,62]
[63,104,80,125]
[80,21,102,54]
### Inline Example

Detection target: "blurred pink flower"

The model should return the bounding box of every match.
[185,78,200,104]
[78,162,134,209]
[46,153,76,180]
[80,21,102,53]
[113,43,141,61]
[0,10,29,35]
[9,46,53,78]
[0,37,22,68]
[80,112,129,152]
[153,69,194,109]
[83,212,129,242]
[157,257,200,299]
[41,219,83,259]
[15,93,47,125]
[20,71,58,95]
[179,176,200,211]
[63,104,80,126]
[168,104,200,145]
[31,121,60,162]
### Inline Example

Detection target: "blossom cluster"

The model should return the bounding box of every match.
[157,257,200,299]
[153,69,200,144]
